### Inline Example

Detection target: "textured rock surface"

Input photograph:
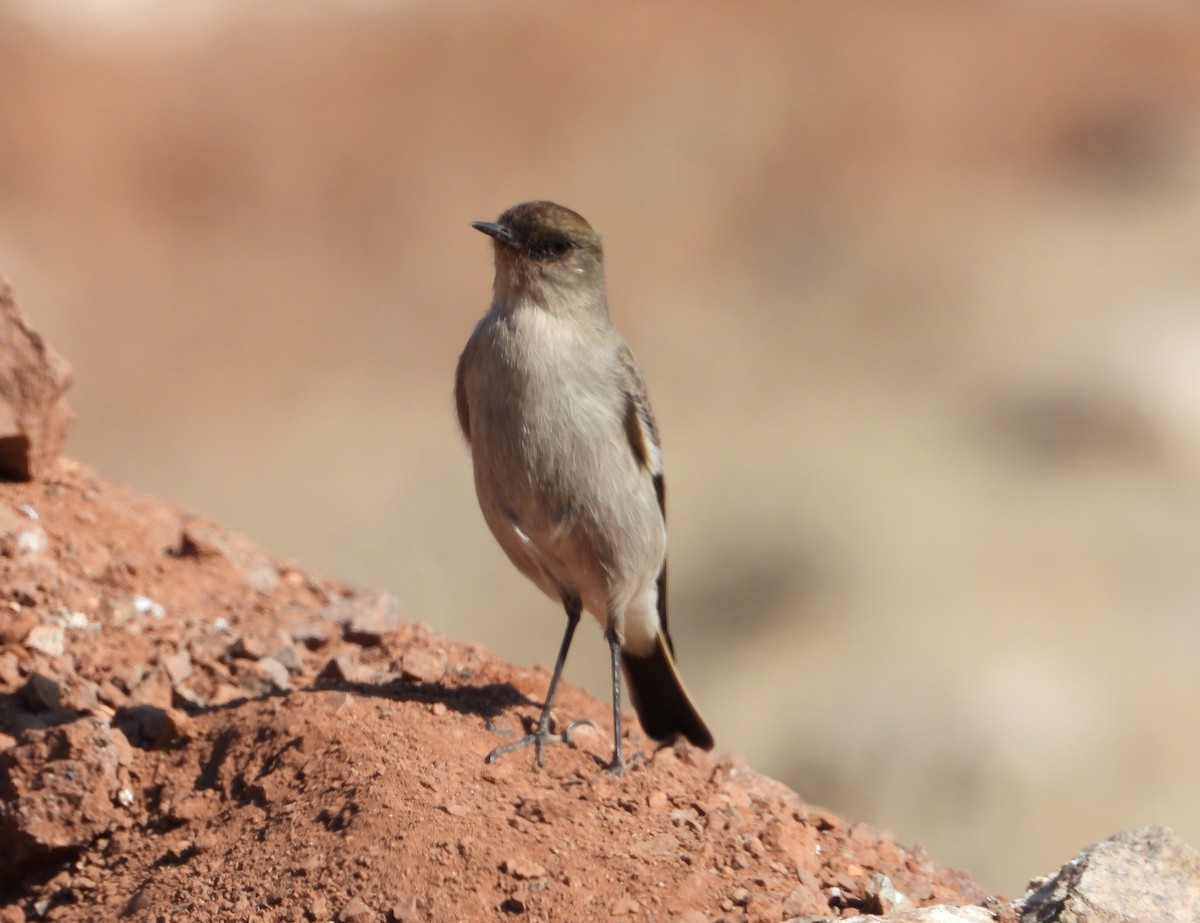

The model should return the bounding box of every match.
[1018,825,1200,923]
[0,718,134,876]
[0,275,73,481]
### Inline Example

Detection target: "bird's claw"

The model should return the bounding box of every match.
[485,719,583,768]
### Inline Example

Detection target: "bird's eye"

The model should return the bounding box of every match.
[548,237,572,257]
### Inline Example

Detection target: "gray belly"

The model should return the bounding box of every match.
[470,387,664,622]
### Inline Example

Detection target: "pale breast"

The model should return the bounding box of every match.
[464,307,665,622]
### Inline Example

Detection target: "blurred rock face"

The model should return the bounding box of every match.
[0,276,73,480]
[3,1,1200,894]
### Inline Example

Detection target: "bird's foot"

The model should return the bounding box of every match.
[486,718,593,769]
[603,747,647,777]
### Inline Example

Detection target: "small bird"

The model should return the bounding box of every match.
[456,200,714,774]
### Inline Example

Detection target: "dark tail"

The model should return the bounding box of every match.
[621,631,713,750]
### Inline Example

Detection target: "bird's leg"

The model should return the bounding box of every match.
[487,595,588,768]
[604,626,626,776]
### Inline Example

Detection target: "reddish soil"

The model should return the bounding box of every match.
[0,460,1008,922]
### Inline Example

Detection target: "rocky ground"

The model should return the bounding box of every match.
[0,454,1014,922]
[0,459,1004,922]
[0,280,1016,923]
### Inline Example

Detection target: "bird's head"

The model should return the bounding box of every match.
[472,201,606,311]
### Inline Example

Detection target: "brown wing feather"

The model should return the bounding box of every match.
[618,357,711,748]
[618,344,672,648]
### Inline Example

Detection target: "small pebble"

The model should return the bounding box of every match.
[335,896,373,923]
[647,790,670,811]
[132,595,165,619]
[25,623,64,657]
[17,527,47,554]
[501,857,547,880]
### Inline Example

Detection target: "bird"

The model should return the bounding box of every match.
[455,200,713,774]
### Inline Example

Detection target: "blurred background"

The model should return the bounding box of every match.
[3,0,1200,895]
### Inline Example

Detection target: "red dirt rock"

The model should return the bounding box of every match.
[0,276,74,482]
[0,460,1011,922]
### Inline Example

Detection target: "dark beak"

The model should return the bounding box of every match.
[471,221,517,246]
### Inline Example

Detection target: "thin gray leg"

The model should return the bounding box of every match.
[487,595,584,768]
[604,626,626,775]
